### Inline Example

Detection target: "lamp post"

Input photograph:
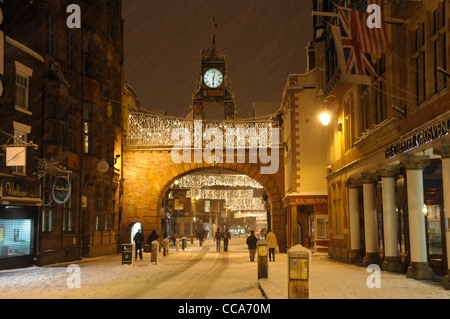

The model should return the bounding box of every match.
[318,95,339,127]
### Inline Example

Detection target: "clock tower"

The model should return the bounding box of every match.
[191,16,238,121]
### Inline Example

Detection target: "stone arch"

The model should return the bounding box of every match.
[121,148,285,251]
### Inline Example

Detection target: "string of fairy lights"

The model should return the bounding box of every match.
[172,174,263,189]
[171,174,267,215]
[126,112,275,147]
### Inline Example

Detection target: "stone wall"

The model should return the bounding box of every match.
[122,147,287,252]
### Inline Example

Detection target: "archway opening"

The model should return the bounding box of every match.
[160,167,270,242]
[130,222,143,244]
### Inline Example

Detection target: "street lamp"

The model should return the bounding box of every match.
[318,95,339,126]
[319,112,331,126]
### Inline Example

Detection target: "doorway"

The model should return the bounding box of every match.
[130,222,143,244]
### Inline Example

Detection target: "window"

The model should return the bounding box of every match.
[374,56,387,124]
[66,28,76,70]
[41,209,54,232]
[14,62,33,112]
[412,23,426,105]
[344,94,356,151]
[331,182,343,237]
[315,215,329,240]
[359,86,371,132]
[15,74,29,110]
[63,193,74,232]
[46,12,57,57]
[83,107,91,153]
[431,2,448,94]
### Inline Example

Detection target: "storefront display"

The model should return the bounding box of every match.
[0,206,37,269]
[0,219,33,257]
[0,176,40,269]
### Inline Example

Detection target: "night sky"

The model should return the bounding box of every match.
[122,0,313,119]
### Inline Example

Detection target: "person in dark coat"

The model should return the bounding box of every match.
[246,230,258,262]
[197,228,205,247]
[223,228,231,252]
[133,229,144,260]
[147,230,159,245]
[214,230,222,252]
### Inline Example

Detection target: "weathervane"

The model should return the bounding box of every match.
[210,14,217,53]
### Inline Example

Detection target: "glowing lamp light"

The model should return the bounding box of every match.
[319,112,331,126]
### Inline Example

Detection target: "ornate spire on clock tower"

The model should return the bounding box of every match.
[191,16,238,121]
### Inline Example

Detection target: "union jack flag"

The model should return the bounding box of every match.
[331,0,391,84]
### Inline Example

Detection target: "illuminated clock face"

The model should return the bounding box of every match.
[203,68,223,88]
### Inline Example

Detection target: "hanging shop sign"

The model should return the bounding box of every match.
[5,147,26,166]
[1,177,40,199]
[52,177,71,204]
[384,116,450,159]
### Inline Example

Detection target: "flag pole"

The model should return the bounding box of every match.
[311,10,405,25]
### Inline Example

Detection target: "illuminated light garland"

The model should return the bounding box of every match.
[126,112,274,147]
[186,188,265,211]
[173,174,263,189]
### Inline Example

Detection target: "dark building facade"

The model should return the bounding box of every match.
[0,0,124,270]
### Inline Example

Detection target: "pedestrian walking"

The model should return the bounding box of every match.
[223,228,231,252]
[197,227,205,247]
[147,230,160,245]
[214,230,222,252]
[246,230,258,262]
[266,229,278,262]
[133,229,144,260]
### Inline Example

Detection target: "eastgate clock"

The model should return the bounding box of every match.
[203,68,223,88]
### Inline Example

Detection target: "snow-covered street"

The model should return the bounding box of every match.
[0,237,449,299]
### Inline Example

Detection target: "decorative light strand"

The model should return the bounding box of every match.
[126,113,274,147]
[173,174,263,189]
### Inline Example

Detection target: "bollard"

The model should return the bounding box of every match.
[176,238,180,252]
[257,239,269,279]
[182,237,187,251]
[287,245,311,299]
[162,237,170,257]
[151,241,159,264]
[191,235,194,244]
[122,243,135,265]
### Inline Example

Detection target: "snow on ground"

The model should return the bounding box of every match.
[0,238,263,299]
[260,251,450,299]
[0,238,449,299]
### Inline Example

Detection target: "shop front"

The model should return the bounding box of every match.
[0,176,41,270]
[284,194,329,251]
[341,114,450,285]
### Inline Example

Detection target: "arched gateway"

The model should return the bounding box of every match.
[121,113,286,252]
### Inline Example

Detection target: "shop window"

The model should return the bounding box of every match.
[0,219,34,257]
[425,204,443,255]
[316,215,329,239]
